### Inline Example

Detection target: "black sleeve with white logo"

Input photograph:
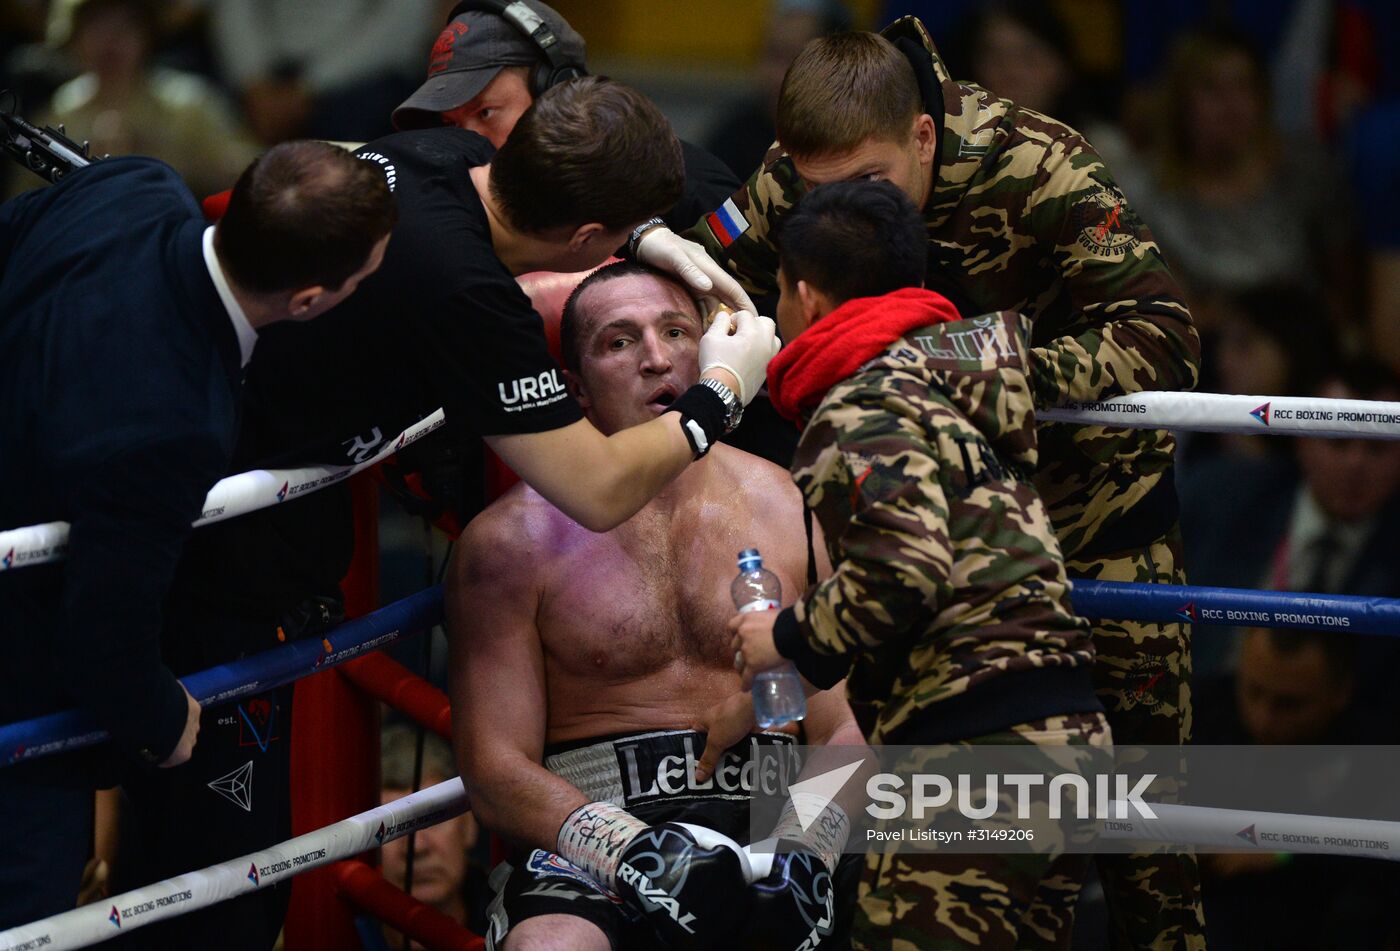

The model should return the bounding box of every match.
[236,128,579,470]
[352,128,582,439]
[434,274,582,437]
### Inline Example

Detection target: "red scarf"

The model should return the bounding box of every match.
[767,287,962,421]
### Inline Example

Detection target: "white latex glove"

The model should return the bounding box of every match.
[634,225,757,315]
[699,308,780,406]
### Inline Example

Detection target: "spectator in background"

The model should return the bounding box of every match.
[1208,286,1326,405]
[379,726,487,943]
[1333,0,1400,377]
[1193,627,1400,951]
[5,0,258,200]
[1324,0,1400,136]
[209,0,440,144]
[1346,103,1400,372]
[1180,359,1400,680]
[1196,628,1361,746]
[0,0,53,106]
[1176,283,1330,469]
[1118,0,1329,140]
[701,0,852,180]
[941,0,1131,171]
[1131,28,1358,336]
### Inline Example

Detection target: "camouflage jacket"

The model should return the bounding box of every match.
[772,308,1096,744]
[686,16,1200,559]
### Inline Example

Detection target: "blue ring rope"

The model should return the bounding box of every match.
[6,580,1398,768]
[1,585,444,767]
[1070,580,1400,637]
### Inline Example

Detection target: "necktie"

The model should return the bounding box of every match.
[1303,527,1340,593]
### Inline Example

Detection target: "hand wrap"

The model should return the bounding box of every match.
[558,802,752,948]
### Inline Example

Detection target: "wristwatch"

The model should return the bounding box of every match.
[698,376,743,433]
[627,216,667,257]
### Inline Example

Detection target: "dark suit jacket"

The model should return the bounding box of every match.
[1179,453,1400,735]
[0,157,242,775]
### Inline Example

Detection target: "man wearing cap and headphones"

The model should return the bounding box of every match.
[393,0,741,247]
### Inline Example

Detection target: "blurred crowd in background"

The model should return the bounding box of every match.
[4,1,1400,947]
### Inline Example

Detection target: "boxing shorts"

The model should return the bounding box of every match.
[485,728,845,951]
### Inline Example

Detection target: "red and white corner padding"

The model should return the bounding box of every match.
[0,409,445,574]
[1040,391,1400,440]
[0,778,468,951]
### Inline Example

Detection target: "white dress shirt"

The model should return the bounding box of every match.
[202,225,257,368]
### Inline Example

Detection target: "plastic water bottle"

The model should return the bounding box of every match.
[731,548,806,728]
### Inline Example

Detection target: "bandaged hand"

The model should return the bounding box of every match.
[700,309,780,406]
[633,225,757,315]
[558,802,751,948]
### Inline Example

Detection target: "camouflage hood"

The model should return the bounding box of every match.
[858,308,1041,473]
[880,16,1017,232]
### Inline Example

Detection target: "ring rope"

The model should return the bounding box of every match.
[0,408,446,573]
[1071,580,1400,637]
[1040,391,1400,439]
[4,391,1396,575]
[1102,801,1400,861]
[0,586,444,767]
[0,778,470,951]
[3,782,1395,950]
[8,579,1399,769]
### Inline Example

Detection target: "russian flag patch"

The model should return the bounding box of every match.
[705,197,750,248]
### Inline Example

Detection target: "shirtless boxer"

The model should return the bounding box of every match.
[446,262,864,951]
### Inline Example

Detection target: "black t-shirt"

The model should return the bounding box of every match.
[242,127,581,467]
[170,129,581,621]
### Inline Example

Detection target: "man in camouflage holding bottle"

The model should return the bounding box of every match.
[729,178,1111,949]
[668,18,1204,951]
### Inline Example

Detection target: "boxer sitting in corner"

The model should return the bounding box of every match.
[446,262,864,951]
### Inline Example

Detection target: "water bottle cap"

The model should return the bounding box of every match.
[737,547,762,570]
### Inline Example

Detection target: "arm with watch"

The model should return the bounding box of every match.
[485,304,773,533]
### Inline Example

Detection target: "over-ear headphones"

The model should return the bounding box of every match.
[447,0,587,97]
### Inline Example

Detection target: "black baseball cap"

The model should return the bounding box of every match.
[392,0,586,130]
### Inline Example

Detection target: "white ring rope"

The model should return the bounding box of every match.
[1103,800,1400,861]
[1040,392,1400,440]
[0,409,446,573]
[0,777,469,951]
[4,784,1395,950]
[6,391,1397,575]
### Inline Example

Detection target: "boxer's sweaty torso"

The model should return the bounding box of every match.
[498,445,811,744]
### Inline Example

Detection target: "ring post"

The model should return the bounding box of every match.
[333,860,485,951]
[287,472,383,951]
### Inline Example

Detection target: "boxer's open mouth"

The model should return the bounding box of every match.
[647,386,678,411]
